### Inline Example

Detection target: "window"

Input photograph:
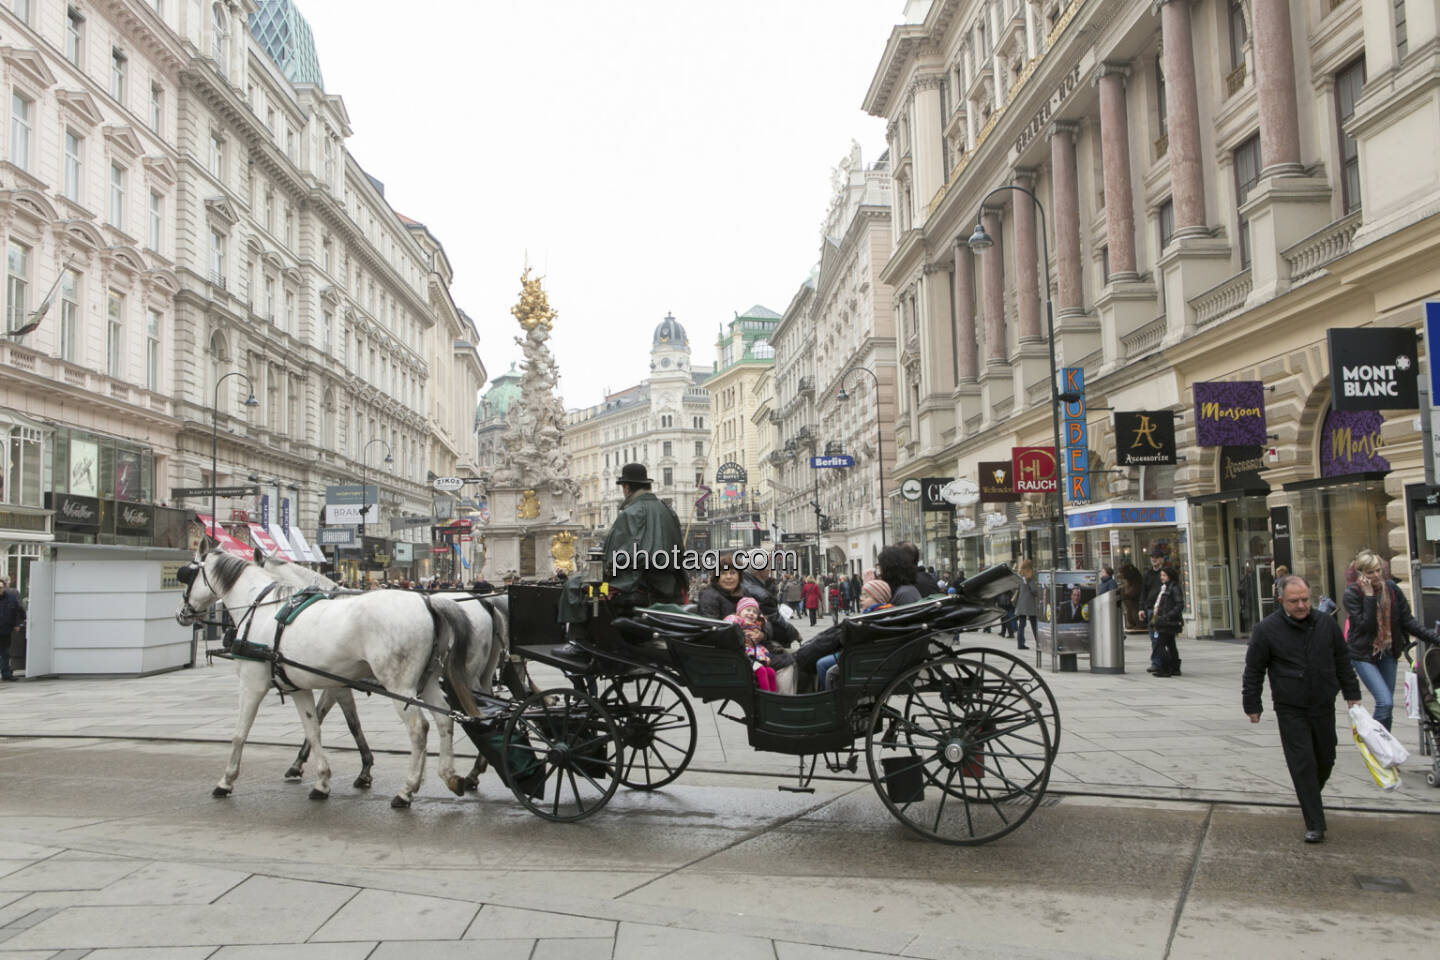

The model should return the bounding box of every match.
[63,130,82,202]
[323,137,335,185]
[1396,0,1408,61]
[321,236,332,272]
[264,275,275,319]
[106,292,123,378]
[212,3,229,73]
[146,309,160,391]
[208,133,223,178]
[148,191,162,249]
[111,48,127,104]
[695,440,704,457]
[109,163,125,227]
[283,289,294,333]
[283,206,293,248]
[66,8,85,66]
[10,93,31,171]
[1158,198,1175,249]
[263,190,273,232]
[695,472,703,486]
[149,83,162,133]
[662,440,672,457]
[6,240,28,334]
[322,310,332,353]
[208,228,225,283]
[1227,0,1247,72]
[59,270,79,362]
[1155,56,1167,139]
[1099,245,1110,284]
[1233,134,1262,267]
[663,467,674,487]
[1336,57,1366,215]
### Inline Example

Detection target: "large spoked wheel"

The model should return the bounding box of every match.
[866,657,1053,846]
[945,644,1061,756]
[599,673,697,790]
[500,687,621,823]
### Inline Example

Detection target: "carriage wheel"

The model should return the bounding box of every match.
[599,673,697,790]
[944,644,1061,757]
[500,687,621,823]
[865,657,1052,846]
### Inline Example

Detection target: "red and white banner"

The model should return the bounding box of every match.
[248,523,292,561]
[196,513,254,559]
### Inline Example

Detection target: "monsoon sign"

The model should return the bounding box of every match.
[1193,381,1266,446]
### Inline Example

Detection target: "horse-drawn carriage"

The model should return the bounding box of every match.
[178,547,1060,846]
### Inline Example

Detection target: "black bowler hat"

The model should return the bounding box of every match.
[617,463,652,487]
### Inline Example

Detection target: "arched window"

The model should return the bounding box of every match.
[212,4,229,74]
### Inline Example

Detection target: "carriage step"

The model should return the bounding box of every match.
[778,785,816,794]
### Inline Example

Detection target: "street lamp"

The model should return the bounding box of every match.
[968,185,1068,667]
[211,371,258,541]
[360,438,393,582]
[835,366,889,549]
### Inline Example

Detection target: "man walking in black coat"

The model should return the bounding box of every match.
[1242,574,1360,843]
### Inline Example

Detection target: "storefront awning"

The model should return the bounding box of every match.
[267,524,300,563]
[247,522,290,560]
[286,527,324,563]
[196,513,254,559]
[1065,501,1182,531]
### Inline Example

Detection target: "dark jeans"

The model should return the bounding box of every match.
[0,641,9,679]
[1275,705,1338,832]
[1155,632,1179,675]
[808,607,817,626]
[1015,615,1037,647]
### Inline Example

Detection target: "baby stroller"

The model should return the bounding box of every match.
[1408,641,1440,787]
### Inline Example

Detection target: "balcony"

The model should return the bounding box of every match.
[797,376,815,396]
[1283,212,1362,287]
[1190,270,1253,328]
[1224,62,1247,99]
[1122,315,1168,359]
[767,409,782,425]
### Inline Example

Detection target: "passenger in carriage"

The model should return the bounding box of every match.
[877,546,923,605]
[727,603,778,692]
[700,553,798,693]
[815,579,893,691]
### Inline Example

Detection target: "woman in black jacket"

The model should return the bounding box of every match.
[697,556,795,669]
[1342,550,1439,730]
[1150,566,1184,677]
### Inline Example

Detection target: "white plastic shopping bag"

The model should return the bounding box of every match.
[1348,704,1411,768]
[1404,670,1422,721]
[1352,730,1403,792]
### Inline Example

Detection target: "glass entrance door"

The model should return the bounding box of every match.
[1228,497,1271,637]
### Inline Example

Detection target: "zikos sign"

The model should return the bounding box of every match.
[1011,447,1058,493]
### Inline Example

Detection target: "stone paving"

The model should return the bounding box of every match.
[1,618,1435,812]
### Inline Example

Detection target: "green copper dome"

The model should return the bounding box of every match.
[479,362,522,419]
[250,0,325,88]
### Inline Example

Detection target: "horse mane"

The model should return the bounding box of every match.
[262,556,340,591]
[209,551,302,600]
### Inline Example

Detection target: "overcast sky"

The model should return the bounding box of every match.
[295,0,900,408]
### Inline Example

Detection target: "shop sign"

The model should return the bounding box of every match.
[1065,505,1177,529]
[47,492,100,531]
[1219,445,1268,491]
[900,478,922,501]
[1011,446,1058,493]
[978,461,1021,502]
[393,542,414,562]
[114,500,154,536]
[1114,411,1177,466]
[921,477,954,512]
[0,509,48,533]
[715,462,748,483]
[780,533,807,543]
[1061,367,1089,502]
[1014,64,1082,152]
[940,478,980,506]
[955,516,976,533]
[325,484,378,506]
[1194,381,1267,446]
[160,561,187,590]
[260,494,270,529]
[1270,507,1293,571]
[280,497,290,534]
[319,528,355,546]
[984,510,1009,529]
[1328,327,1419,411]
[1319,407,1390,477]
[69,438,98,497]
[810,455,854,468]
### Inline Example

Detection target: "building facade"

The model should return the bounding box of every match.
[707,305,779,551]
[563,314,712,554]
[768,272,819,572]
[865,0,1440,638]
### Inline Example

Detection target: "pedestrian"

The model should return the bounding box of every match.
[1097,565,1117,595]
[0,576,22,681]
[801,576,821,626]
[849,573,862,612]
[1012,559,1039,650]
[1150,567,1184,677]
[782,574,803,619]
[877,546,923,605]
[827,580,843,625]
[1138,546,1167,672]
[1342,550,1440,731]
[838,576,852,617]
[1243,574,1361,844]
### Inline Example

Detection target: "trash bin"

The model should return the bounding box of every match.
[1090,589,1124,674]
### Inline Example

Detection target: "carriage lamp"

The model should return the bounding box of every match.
[584,548,605,585]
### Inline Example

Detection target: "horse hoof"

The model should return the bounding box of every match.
[212,786,232,798]
[462,776,479,794]
[445,775,466,797]
[284,768,303,781]
[353,775,373,790]
[308,788,329,801]
[390,795,411,809]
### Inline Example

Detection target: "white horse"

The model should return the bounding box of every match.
[176,543,484,807]
[257,556,514,792]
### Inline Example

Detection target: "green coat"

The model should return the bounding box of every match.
[602,490,686,600]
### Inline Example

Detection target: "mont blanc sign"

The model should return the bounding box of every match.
[1328,328,1419,411]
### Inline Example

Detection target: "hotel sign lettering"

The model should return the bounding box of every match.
[1193,381,1267,446]
[1014,64,1082,153]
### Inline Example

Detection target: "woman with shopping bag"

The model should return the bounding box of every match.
[1342,550,1440,731]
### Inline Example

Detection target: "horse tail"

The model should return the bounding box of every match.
[433,599,481,719]
[481,596,508,682]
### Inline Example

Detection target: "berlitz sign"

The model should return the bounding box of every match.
[1327,327,1419,410]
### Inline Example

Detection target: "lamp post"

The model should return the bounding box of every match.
[360,438,393,583]
[835,366,889,549]
[211,371,258,541]
[968,185,1073,668]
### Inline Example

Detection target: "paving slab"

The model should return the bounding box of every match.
[211,945,378,960]
[614,921,777,959]
[0,856,145,892]
[1,902,332,950]
[530,939,617,960]
[369,940,534,960]
[83,948,219,960]
[309,888,480,942]
[465,904,616,940]
[86,860,252,906]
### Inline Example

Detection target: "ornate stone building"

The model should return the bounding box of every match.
[707,305,779,551]
[562,314,712,553]
[865,0,1440,639]
[768,271,819,572]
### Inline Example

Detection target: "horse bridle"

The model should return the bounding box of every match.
[175,558,221,627]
